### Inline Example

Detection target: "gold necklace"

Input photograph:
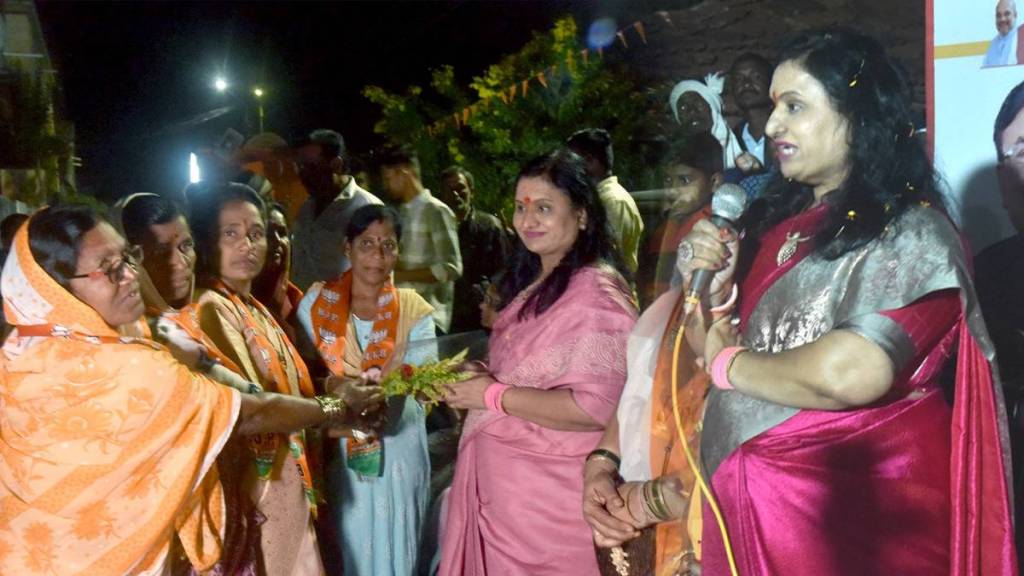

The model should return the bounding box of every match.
[776,231,811,266]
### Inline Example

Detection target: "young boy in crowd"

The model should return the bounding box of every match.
[643,132,724,306]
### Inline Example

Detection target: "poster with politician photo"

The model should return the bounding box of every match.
[931,0,1024,253]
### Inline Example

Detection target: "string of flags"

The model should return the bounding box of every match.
[423,12,675,137]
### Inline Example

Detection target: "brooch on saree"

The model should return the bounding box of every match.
[776,232,810,266]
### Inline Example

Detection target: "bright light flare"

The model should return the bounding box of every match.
[253,87,264,97]
[214,77,228,92]
[189,153,201,184]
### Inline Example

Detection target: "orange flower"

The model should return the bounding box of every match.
[22,522,53,547]
[72,501,116,541]
[48,404,114,441]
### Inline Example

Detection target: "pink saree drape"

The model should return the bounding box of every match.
[700,206,1017,575]
[439,266,637,576]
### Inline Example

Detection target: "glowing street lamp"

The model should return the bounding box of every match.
[253,86,265,132]
[213,77,228,92]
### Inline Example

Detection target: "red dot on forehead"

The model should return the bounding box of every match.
[523,196,533,205]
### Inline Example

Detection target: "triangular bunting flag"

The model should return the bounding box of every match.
[509,84,517,101]
[633,21,647,44]
[462,107,470,125]
[452,113,460,129]
[537,71,548,88]
[521,79,529,98]
[617,30,628,49]
[656,10,673,26]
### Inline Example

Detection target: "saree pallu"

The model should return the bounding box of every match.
[439,266,638,576]
[699,206,1017,575]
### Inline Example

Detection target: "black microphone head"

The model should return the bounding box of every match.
[710,183,748,224]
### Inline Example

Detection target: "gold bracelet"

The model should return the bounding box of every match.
[651,478,672,521]
[314,395,347,424]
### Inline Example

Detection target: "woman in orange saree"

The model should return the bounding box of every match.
[0,205,372,575]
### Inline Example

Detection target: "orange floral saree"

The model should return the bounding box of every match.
[0,222,240,575]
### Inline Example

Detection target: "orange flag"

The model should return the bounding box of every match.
[521,79,529,98]
[536,71,548,88]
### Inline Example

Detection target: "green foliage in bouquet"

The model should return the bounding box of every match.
[378,348,473,413]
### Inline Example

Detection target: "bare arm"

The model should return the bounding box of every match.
[501,388,604,431]
[236,392,327,436]
[728,329,895,410]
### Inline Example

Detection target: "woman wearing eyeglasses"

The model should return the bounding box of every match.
[0,204,378,575]
[295,203,436,576]
[190,183,331,576]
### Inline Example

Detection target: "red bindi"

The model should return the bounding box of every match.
[523,197,533,206]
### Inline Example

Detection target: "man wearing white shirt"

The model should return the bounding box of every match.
[984,0,1019,67]
[291,129,383,290]
[729,53,774,169]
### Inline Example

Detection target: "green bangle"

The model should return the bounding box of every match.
[651,478,672,521]
[585,449,621,470]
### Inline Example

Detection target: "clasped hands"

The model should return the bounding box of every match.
[583,456,660,548]
[324,370,386,437]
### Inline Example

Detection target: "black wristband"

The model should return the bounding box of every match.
[586,448,621,469]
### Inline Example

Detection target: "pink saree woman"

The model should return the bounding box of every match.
[699,204,1017,575]
[440,266,637,576]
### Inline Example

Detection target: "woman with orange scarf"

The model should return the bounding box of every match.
[189,183,329,575]
[0,205,374,575]
[295,204,435,576]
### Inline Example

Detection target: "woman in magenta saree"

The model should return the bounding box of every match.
[680,30,1018,575]
[439,149,637,576]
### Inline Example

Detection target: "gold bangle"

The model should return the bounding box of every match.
[651,478,672,521]
[314,395,347,423]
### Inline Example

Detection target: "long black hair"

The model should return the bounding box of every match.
[743,28,944,259]
[499,148,627,319]
[27,205,105,290]
[187,182,266,285]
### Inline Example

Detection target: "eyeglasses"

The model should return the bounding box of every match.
[1000,142,1024,166]
[354,237,398,255]
[71,245,144,284]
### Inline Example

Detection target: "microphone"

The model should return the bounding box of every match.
[685,183,748,312]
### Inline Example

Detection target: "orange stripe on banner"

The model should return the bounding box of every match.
[934,41,990,59]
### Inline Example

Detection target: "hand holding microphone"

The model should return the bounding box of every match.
[676,183,748,315]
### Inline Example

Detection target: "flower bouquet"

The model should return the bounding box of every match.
[378,348,474,413]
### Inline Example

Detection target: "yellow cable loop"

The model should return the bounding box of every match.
[671,299,739,576]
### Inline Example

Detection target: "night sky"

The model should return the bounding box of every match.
[35,0,659,202]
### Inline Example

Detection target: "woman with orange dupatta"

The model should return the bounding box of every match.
[296,203,435,576]
[189,183,327,576]
[590,29,1018,576]
[0,205,377,575]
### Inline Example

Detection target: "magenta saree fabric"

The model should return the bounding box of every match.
[701,209,1017,575]
[439,266,637,576]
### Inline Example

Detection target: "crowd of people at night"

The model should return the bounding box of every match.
[0,25,1022,576]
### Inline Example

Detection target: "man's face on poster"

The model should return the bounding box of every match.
[997,0,1017,37]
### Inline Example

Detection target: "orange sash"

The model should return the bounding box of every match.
[210,280,319,516]
[649,293,709,575]
[309,271,401,376]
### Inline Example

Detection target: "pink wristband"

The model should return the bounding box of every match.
[711,346,747,390]
[484,383,510,414]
